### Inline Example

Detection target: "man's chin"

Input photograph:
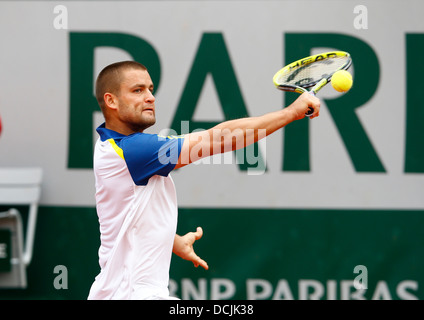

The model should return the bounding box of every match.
[140,118,156,131]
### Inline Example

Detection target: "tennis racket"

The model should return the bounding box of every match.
[273,51,352,116]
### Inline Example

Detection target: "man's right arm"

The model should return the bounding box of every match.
[174,92,320,169]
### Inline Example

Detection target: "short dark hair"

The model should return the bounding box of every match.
[95,61,147,110]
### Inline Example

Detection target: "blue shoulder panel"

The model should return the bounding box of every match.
[96,123,184,186]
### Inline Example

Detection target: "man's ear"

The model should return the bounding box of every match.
[104,92,118,110]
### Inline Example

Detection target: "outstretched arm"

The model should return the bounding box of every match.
[173,227,209,270]
[174,92,320,169]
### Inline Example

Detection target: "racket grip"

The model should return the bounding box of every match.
[305,91,315,117]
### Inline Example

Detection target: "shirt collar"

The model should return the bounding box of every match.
[96,123,127,142]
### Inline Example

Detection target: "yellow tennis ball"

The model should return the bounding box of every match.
[331,70,353,92]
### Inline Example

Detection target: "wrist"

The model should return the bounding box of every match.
[282,105,299,122]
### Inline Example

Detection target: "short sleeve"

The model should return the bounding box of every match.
[121,133,184,186]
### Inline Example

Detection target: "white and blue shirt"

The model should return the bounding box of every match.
[88,123,184,300]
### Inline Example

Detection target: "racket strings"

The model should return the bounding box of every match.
[278,56,350,88]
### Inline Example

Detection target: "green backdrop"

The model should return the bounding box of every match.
[0,206,422,300]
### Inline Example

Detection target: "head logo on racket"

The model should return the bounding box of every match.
[273,51,352,116]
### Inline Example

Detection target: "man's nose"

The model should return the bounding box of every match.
[146,90,155,101]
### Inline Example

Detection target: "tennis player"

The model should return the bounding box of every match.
[87,61,320,300]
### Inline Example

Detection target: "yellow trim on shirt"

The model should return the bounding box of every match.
[157,134,185,140]
[107,138,124,159]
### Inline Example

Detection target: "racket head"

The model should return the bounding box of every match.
[273,51,352,94]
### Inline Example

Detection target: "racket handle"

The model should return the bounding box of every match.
[305,91,315,117]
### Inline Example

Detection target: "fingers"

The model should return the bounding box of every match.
[193,256,209,270]
[290,92,321,120]
[190,227,209,270]
[304,92,320,119]
[188,248,209,270]
[193,226,203,240]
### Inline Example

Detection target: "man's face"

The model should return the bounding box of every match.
[115,68,156,133]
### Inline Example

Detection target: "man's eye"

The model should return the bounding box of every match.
[134,89,141,93]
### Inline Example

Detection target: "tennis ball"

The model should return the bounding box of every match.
[331,70,353,92]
